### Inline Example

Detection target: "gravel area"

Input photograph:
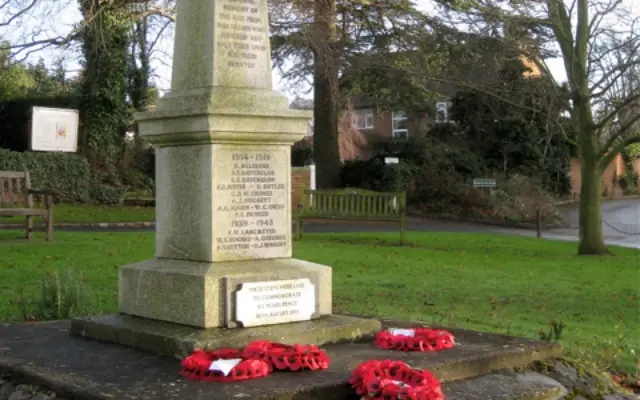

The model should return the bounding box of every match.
[0,374,64,400]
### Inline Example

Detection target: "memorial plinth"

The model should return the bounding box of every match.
[71,0,380,353]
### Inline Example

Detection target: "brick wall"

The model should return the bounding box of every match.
[292,167,313,209]
[353,109,429,160]
[633,158,640,189]
[570,154,628,197]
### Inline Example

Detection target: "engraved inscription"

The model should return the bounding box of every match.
[216,0,267,70]
[213,147,289,260]
[236,279,316,327]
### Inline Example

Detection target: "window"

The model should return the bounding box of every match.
[435,101,452,124]
[355,109,374,130]
[392,111,408,140]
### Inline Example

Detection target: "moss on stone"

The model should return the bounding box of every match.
[529,357,636,399]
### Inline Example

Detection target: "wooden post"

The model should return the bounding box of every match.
[536,208,542,238]
[25,170,33,240]
[45,194,54,241]
[399,192,407,245]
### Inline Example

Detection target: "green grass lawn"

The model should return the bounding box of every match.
[0,204,155,224]
[0,230,638,372]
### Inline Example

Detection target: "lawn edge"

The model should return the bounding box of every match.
[0,222,155,229]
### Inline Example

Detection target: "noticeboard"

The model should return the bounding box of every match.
[30,107,79,153]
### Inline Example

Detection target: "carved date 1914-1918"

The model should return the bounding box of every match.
[217,0,267,69]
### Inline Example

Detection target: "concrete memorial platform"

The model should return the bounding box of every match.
[1,320,564,400]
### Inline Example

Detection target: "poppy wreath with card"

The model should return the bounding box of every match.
[375,328,456,352]
[349,359,445,400]
[242,340,330,372]
[180,348,271,382]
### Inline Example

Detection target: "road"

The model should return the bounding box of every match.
[51,199,640,249]
[545,198,640,249]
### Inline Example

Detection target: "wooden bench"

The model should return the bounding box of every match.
[0,170,55,241]
[295,188,407,244]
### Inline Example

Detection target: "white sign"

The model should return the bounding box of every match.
[30,107,79,153]
[473,178,497,188]
[235,279,316,327]
[385,157,400,164]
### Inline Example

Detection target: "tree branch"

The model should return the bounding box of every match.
[598,134,640,170]
[594,92,640,130]
[0,0,38,27]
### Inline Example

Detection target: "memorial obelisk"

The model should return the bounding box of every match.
[71,0,380,356]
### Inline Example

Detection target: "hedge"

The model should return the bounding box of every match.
[0,149,90,203]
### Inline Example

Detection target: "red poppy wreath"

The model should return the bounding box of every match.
[180,348,270,382]
[375,328,455,352]
[180,340,330,382]
[349,359,445,400]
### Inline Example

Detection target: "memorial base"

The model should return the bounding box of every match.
[70,314,382,359]
[117,257,332,329]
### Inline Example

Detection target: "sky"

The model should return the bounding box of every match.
[6,0,637,100]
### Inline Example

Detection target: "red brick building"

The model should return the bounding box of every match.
[342,35,543,160]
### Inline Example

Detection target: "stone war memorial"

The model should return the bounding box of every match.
[70,0,380,349]
[0,0,577,399]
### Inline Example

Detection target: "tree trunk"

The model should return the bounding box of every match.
[577,143,607,255]
[313,0,341,189]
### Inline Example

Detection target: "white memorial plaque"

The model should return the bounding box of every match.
[235,279,316,327]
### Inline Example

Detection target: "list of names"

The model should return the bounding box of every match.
[213,147,289,260]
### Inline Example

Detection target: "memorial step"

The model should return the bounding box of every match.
[442,371,568,400]
[0,319,563,400]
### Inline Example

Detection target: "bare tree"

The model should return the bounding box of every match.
[415,0,640,255]
[0,0,175,67]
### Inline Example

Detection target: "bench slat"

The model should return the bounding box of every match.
[352,194,358,216]
[15,178,22,203]
[0,171,26,179]
[0,178,5,207]
[7,178,14,206]
[0,208,48,217]
[323,193,328,215]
